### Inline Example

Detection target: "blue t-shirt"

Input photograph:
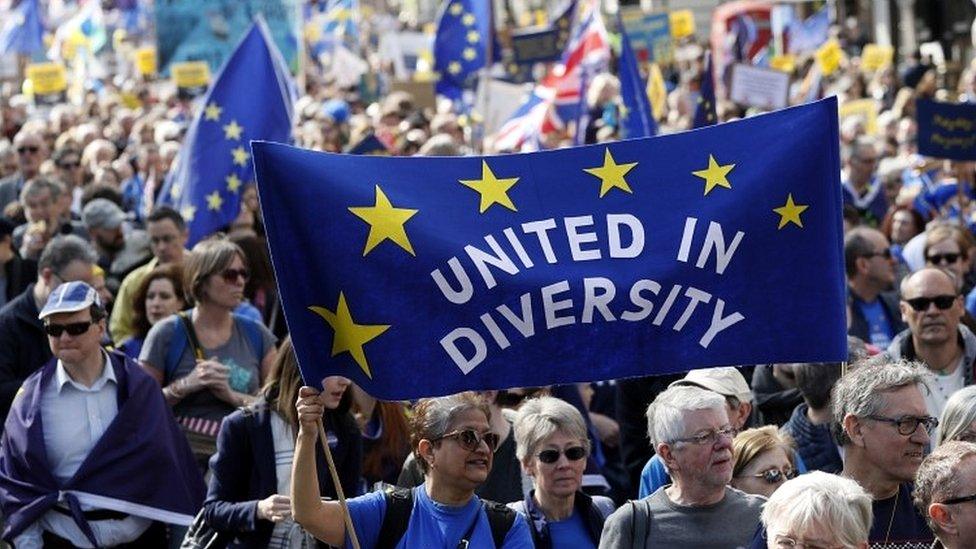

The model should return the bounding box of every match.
[346,485,534,548]
[858,298,894,348]
[548,509,596,549]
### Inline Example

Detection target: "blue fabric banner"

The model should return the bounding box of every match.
[253,98,847,400]
[916,99,976,161]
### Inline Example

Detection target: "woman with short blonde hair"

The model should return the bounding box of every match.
[761,471,872,549]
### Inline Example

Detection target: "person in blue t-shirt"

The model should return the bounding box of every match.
[845,227,904,347]
[291,389,533,548]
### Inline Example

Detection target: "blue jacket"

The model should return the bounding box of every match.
[782,403,843,474]
[202,403,362,548]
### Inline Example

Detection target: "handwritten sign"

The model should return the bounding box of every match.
[916,99,976,160]
[815,39,843,76]
[669,10,695,39]
[861,44,894,72]
[26,63,67,105]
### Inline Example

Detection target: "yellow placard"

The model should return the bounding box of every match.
[646,62,666,121]
[838,98,879,135]
[26,63,67,95]
[861,44,894,72]
[171,61,211,89]
[134,47,157,76]
[669,10,695,39]
[815,39,844,76]
[770,54,796,74]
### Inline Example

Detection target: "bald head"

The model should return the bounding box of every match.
[12,130,48,179]
[900,267,964,350]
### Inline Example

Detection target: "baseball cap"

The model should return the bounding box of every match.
[82,198,125,230]
[39,281,102,320]
[670,367,753,403]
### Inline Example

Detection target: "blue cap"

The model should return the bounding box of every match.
[322,99,350,124]
[39,281,101,320]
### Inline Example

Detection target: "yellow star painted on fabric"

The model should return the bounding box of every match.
[180,205,196,222]
[169,181,183,199]
[447,61,462,75]
[309,292,390,379]
[226,173,242,193]
[459,160,520,213]
[348,185,419,256]
[462,48,477,61]
[206,191,223,211]
[467,30,480,44]
[204,102,221,121]
[231,146,250,166]
[692,154,735,196]
[462,13,475,26]
[773,193,809,229]
[223,120,243,140]
[583,148,638,198]
[449,3,463,15]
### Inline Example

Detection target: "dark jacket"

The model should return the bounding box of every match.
[202,402,362,548]
[0,284,50,424]
[887,325,976,387]
[614,373,685,494]
[782,403,843,474]
[848,289,906,345]
[2,254,35,305]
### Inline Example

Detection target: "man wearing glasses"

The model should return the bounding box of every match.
[889,268,974,419]
[0,129,48,212]
[600,385,764,548]
[913,440,976,549]
[832,358,935,546]
[841,136,887,226]
[845,227,904,348]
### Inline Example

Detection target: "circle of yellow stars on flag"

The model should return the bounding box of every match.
[180,100,251,217]
[583,148,638,198]
[309,292,390,379]
[348,185,419,256]
[459,160,520,213]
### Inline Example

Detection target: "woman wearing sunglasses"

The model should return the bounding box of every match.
[292,391,534,547]
[731,426,798,498]
[508,397,615,548]
[140,237,277,471]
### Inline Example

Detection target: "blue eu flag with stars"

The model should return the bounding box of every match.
[618,18,657,139]
[254,98,847,400]
[0,0,44,57]
[693,51,717,128]
[434,0,491,100]
[160,17,295,245]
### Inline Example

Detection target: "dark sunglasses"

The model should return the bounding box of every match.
[927,253,962,265]
[220,268,249,283]
[861,249,892,260]
[16,145,40,154]
[432,429,500,452]
[537,446,587,464]
[741,467,797,484]
[44,320,94,337]
[903,295,957,312]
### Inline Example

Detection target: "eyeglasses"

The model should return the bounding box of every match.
[903,295,957,312]
[927,253,963,265]
[770,533,841,549]
[866,414,939,436]
[739,467,797,484]
[432,429,500,452]
[671,426,738,446]
[955,430,976,443]
[861,249,892,260]
[537,446,587,464]
[220,268,249,283]
[57,161,80,170]
[44,320,94,337]
[942,493,976,506]
[16,145,40,155]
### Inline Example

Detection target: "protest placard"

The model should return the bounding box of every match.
[729,64,789,110]
[171,61,210,99]
[839,99,879,135]
[917,99,976,160]
[26,62,67,105]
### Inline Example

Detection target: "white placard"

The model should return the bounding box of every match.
[729,64,790,111]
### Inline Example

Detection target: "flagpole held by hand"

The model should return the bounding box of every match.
[317,419,361,549]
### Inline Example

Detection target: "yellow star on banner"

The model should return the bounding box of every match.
[169,181,183,199]
[204,102,222,121]
[449,2,463,15]
[226,173,242,193]
[348,185,419,256]
[773,193,809,229]
[459,160,520,213]
[692,154,735,196]
[231,146,250,166]
[309,292,390,378]
[462,47,477,61]
[223,120,243,140]
[583,148,638,198]
[206,191,223,211]
[447,61,462,75]
[180,205,196,222]
[467,30,480,43]
[462,13,475,26]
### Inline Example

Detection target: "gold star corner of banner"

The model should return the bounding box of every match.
[459,160,520,214]
[348,184,419,256]
[204,102,222,121]
[223,120,243,141]
[309,292,390,379]
[226,173,242,193]
[773,193,809,230]
[231,146,250,167]
[583,147,637,198]
[206,191,223,211]
[692,154,735,196]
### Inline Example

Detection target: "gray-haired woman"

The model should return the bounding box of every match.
[936,385,976,445]
[508,396,615,548]
[760,471,872,549]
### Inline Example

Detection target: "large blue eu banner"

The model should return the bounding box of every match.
[253,98,847,400]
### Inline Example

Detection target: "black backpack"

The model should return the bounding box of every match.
[375,487,516,548]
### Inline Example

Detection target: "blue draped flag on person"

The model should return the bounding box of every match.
[159,17,295,245]
[433,0,491,100]
[253,98,847,400]
[617,18,657,139]
[0,0,44,57]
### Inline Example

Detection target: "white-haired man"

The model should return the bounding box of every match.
[599,385,764,548]
[833,358,935,546]
[914,441,976,549]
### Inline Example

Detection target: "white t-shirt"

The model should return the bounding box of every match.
[923,358,967,421]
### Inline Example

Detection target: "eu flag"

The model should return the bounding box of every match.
[693,51,717,128]
[160,17,295,245]
[434,0,491,100]
[0,0,44,57]
[618,19,657,139]
[254,98,846,400]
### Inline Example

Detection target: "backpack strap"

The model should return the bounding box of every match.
[629,499,650,548]
[232,313,267,361]
[377,487,414,549]
[481,499,516,548]
[163,312,198,381]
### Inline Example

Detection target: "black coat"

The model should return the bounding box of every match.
[0,284,50,424]
[2,255,35,306]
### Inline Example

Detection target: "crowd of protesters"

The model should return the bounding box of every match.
[1,1,976,548]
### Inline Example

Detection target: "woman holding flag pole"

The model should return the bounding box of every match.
[292,391,534,547]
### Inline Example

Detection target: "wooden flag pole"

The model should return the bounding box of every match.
[317,420,361,549]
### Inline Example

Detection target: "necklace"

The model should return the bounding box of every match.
[884,486,898,546]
